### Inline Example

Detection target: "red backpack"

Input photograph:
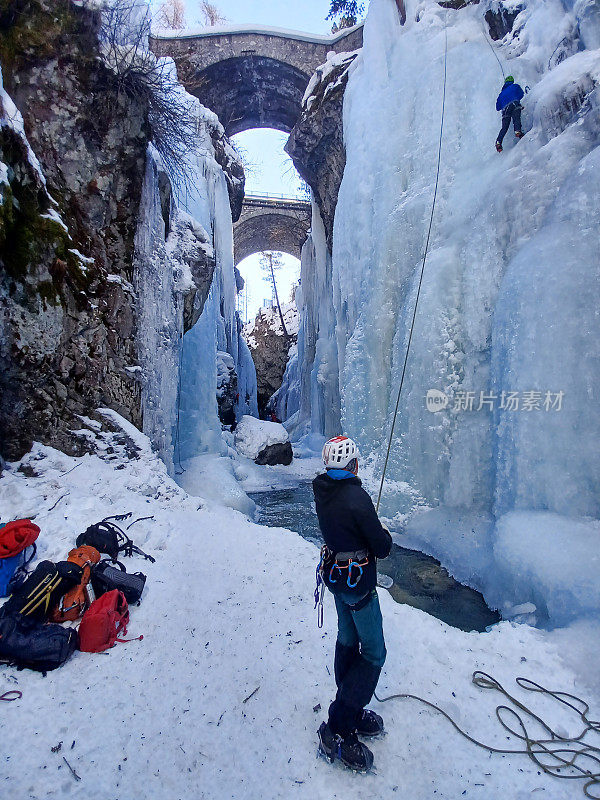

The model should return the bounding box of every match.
[78,590,142,653]
[0,519,40,558]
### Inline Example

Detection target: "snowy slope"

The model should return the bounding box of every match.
[0,421,598,799]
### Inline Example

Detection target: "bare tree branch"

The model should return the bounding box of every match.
[199,1,227,26]
[91,0,200,193]
[155,0,186,30]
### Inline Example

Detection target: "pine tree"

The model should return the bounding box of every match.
[260,252,289,339]
[327,1,365,22]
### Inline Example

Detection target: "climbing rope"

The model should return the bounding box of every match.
[375,671,600,799]
[376,20,448,513]
[480,19,506,79]
[548,35,571,70]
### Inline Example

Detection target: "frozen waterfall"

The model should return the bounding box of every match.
[275,203,341,448]
[278,0,600,626]
[136,95,257,476]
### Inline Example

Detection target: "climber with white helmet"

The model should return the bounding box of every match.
[313,435,392,772]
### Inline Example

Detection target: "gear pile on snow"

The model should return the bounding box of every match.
[0,516,150,673]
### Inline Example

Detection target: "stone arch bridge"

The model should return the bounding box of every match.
[150,23,363,135]
[234,194,311,266]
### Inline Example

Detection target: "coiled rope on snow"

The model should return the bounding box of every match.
[375,671,600,799]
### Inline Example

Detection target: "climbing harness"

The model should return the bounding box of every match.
[375,671,600,799]
[376,20,449,513]
[328,550,370,589]
[314,546,371,626]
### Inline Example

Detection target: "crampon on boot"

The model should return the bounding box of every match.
[515,130,524,139]
[356,709,385,738]
[318,722,374,772]
[495,141,503,152]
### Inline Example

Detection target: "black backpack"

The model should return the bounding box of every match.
[0,613,78,673]
[76,519,155,563]
[91,560,146,606]
[0,560,83,622]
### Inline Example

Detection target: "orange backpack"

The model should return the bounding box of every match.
[51,546,101,623]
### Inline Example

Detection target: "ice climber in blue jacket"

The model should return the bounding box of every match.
[313,435,392,773]
[495,76,525,152]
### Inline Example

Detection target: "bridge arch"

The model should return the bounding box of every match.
[193,56,309,135]
[233,195,311,266]
[150,25,363,135]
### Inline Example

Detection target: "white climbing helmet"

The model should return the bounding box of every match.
[322,436,359,470]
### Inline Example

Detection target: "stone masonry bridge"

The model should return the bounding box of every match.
[234,194,311,266]
[150,23,363,135]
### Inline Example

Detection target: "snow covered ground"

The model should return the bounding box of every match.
[0,418,598,799]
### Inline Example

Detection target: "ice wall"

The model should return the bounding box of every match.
[136,94,257,473]
[276,203,340,447]
[281,0,600,623]
[175,102,258,462]
[135,145,184,474]
[334,0,600,512]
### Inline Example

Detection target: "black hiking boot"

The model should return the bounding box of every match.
[356,709,385,738]
[515,130,524,139]
[317,722,374,772]
[495,141,503,153]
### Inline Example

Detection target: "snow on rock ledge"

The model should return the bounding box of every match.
[234,416,293,465]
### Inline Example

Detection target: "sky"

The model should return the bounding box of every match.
[232,129,303,324]
[183,0,334,34]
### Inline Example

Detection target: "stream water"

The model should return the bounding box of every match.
[249,482,500,633]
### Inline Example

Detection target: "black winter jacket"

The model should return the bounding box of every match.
[313,472,392,597]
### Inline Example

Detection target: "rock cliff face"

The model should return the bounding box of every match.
[0,1,246,464]
[0,1,149,461]
[211,133,245,223]
[216,351,238,427]
[285,52,357,252]
[244,302,298,417]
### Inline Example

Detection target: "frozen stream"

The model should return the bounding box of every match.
[249,482,500,633]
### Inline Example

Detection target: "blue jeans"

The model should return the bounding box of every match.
[328,590,386,737]
[334,590,386,668]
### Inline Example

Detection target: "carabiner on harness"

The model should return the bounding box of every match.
[328,563,343,584]
[346,560,364,589]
